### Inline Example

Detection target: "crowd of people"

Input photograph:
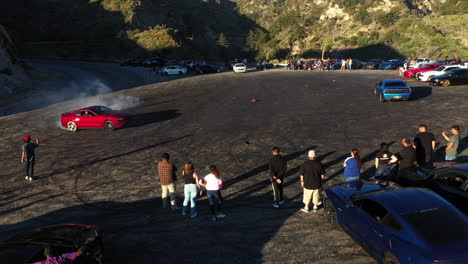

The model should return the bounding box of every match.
[287,58,354,71]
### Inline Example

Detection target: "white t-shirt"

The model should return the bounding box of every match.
[200,173,223,191]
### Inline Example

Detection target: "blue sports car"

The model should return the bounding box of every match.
[324,180,468,264]
[375,80,412,103]
[379,59,405,70]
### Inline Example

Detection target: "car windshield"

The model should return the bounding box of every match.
[434,66,444,71]
[89,106,112,115]
[402,205,468,244]
[386,81,406,87]
[235,63,245,67]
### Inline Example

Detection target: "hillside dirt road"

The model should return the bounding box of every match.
[1,66,467,263]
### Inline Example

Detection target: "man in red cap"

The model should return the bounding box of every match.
[21,135,39,181]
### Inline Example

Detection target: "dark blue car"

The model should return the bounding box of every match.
[380,59,405,70]
[375,80,412,103]
[324,180,468,264]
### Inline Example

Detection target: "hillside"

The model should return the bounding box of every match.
[0,0,466,60]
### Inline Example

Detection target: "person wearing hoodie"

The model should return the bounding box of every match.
[269,147,287,208]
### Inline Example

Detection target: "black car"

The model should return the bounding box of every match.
[0,224,103,264]
[195,64,222,74]
[256,63,275,70]
[429,68,468,87]
[364,59,384,69]
[397,165,468,214]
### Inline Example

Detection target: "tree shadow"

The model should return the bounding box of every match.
[126,110,181,129]
[410,86,432,101]
[300,44,405,60]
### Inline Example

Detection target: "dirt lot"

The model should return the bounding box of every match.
[0,68,467,263]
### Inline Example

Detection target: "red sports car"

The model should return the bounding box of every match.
[61,106,131,131]
[404,63,442,78]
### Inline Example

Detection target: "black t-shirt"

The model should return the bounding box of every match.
[376,150,392,166]
[414,132,435,155]
[22,143,38,162]
[299,160,325,189]
[183,172,196,184]
[397,146,417,169]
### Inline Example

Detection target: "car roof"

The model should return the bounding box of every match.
[365,188,448,215]
[383,79,406,83]
[81,106,108,112]
[332,180,399,200]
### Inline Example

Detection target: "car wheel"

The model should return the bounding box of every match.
[217,69,221,73]
[67,121,78,132]
[105,120,115,130]
[442,80,450,87]
[324,199,339,228]
[379,93,386,103]
[383,252,400,264]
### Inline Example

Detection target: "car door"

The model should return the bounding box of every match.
[73,111,92,127]
[166,66,175,74]
[431,170,468,211]
[86,110,100,127]
[348,198,389,257]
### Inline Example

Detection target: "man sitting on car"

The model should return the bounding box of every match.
[33,245,88,264]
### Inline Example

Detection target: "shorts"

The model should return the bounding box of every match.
[303,188,320,206]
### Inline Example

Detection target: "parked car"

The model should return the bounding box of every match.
[324,180,468,264]
[416,65,461,82]
[233,63,247,73]
[120,58,145,67]
[61,105,131,132]
[161,65,188,75]
[0,224,103,264]
[303,60,316,70]
[429,68,468,87]
[256,63,275,70]
[374,80,412,102]
[403,64,442,78]
[364,59,384,69]
[379,59,405,70]
[142,57,165,67]
[407,58,434,69]
[195,64,223,74]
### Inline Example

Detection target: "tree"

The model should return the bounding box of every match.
[216,33,230,49]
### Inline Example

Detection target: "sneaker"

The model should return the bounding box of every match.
[313,206,318,212]
[216,213,226,218]
[278,200,285,205]
[171,205,180,210]
[273,204,280,209]
[301,207,310,213]
[182,212,187,216]
[211,216,217,221]
[29,177,33,181]
[25,176,29,180]
[191,213,198,218]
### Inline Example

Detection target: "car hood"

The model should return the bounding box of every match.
[4,224,97,247]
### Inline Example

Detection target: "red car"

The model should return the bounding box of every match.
[61,106,131,131]
[404,64,442,78]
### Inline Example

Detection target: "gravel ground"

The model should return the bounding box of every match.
[0,67,467,263]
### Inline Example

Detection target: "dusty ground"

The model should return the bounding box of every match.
[0,67,467,263]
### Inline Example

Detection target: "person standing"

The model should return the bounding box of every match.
[181,161,200,218]
[341,59,346,71]
[343,149,361,182]
[21,136,39,181]
[414,124,436,167]
[374,143,392,179]
[390,138,417,182]
[299,150,326,212]
[157,153,179,210]
[347,58,353,70]
[441,126,461,162]
[269,147,287,208]
[199,165,225,220]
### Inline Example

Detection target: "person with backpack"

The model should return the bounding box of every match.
[21,136,39,181]
[181,161,200,218]
[199,165,225,220]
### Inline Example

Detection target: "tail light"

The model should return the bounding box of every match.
[385,90,411,94]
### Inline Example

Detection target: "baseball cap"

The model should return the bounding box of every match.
[23,136,31,142]
[308,150,316,158]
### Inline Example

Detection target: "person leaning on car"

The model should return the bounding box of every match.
[389,138,417,181]
[33,245,88,264]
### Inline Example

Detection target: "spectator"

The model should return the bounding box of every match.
[21,136,39,181]
[157,153,179,210]
[347,58,353,71]
[390,138,417,182]
[269,147,287,208]
[444,56,449,65]
[199,165,225,220]
[299,150,326,213]
[181,161,200,218]
[413,124,436,167]
[341,59,346,71]
[375,143,392,179]
[456,56,462,64]
[441,126,461,162]
[33,245,87,264]
[343,149,361,181]
[450,57,457,64]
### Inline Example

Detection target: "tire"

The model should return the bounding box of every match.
[105,120,115,130]
[383,252,400,264]
[67,121,78,132]
[442,80,450,87]
[324,199,339,228]
[379,93,386,103]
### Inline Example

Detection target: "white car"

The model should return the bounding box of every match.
[416,65,461,81]
[161,65,187,75]
[233,63,247,73]
[407,58,434,69]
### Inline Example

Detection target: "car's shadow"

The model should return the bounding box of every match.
[125,110,181,128]
[410,86,432,101]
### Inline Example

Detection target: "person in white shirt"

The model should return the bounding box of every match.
[199,165,225,219]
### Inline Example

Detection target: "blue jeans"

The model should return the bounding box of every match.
[206,190,222,214]
[445,155,456,161]
[182,184,198,216]
[375,164,391,178]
